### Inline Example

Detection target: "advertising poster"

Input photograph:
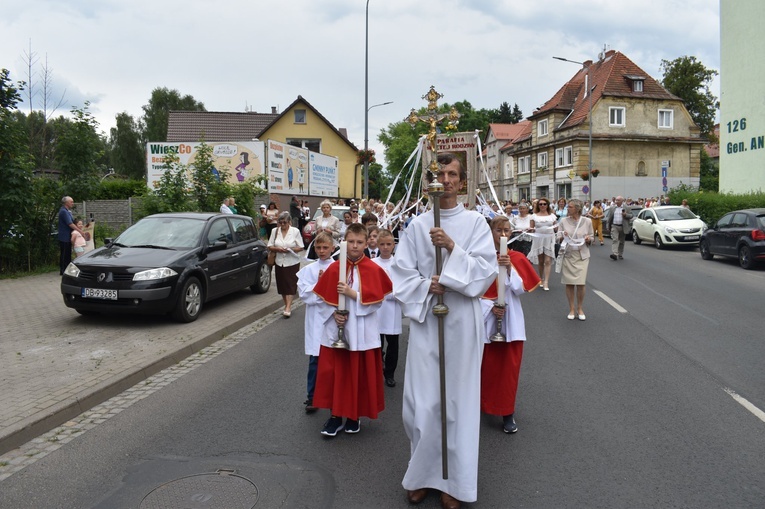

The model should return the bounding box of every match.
[309,152,339,197]
[421,132,477,206]
[286,145,309,193]
[266,140,287,192]
[146,141,265,188]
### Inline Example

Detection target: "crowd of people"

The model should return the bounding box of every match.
[243,183,686,508]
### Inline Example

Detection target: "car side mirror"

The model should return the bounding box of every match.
[104,237,114,246]
[205,240,227,253]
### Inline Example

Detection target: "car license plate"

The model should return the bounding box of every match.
[684,235,699,241]
[82,288,118,300]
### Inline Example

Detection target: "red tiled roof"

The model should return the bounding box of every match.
[488,123,525,140]
[167,111,278,142]
[532,50,681,130]
[499,121,532,150]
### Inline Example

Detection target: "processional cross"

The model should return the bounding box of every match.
[405,86,459,479]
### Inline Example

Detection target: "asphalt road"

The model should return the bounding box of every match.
[1,242,763,508]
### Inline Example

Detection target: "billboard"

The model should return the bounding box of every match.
[309,151,339,197]
[266,140,309,193]
[146,141,265,188]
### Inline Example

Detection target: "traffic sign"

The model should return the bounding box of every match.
[661,167,667,178]
[662,186,668,192]
[582,185,589,195]
[662,177,668,186]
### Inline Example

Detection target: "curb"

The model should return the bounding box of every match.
[0,298,284,456]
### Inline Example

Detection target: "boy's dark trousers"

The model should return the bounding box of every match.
[380,334,399,380]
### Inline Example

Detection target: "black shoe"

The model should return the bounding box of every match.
[610,254,617,260]
[321,416,344,436]
[304,399,317,414]
[344,418,361,434]
[503,414,518,434]
[618,255,624,260]
[385,377,396,387]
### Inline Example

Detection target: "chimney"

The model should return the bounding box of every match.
[583,60,593,68]
[271,106,278,114]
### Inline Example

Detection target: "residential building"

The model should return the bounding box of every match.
[167,96,360,199]
[501,49,704,203]
[478,122,531,203]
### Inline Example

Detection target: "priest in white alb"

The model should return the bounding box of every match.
[390,153,496,509]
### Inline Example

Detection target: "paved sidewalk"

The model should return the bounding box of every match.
[0,272,284,455]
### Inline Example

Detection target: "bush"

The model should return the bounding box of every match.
[668,184,765,225]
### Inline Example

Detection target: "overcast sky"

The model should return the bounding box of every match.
[1,0,720,169]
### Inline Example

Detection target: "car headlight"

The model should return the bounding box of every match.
[664,227,677,234]
[64,263,80,278]
[133,267,178,281]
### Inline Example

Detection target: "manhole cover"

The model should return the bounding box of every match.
[140,470,258,509]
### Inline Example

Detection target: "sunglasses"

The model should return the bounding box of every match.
[539,202,549,206]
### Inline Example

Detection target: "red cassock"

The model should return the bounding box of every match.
[480,250,539,416]
[312,256,393,419]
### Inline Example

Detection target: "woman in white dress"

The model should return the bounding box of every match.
[528,198,557,291]
[509,202,533,256]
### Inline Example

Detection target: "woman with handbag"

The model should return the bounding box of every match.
[527,199,558,291]
[268,212,304,318]
[557,199,594,321]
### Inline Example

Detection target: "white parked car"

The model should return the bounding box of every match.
[631,206,707,249]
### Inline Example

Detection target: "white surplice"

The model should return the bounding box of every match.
[481,267,527,342]
[371,256,402,335]
[297,258,333,356]
[390,205,497,503]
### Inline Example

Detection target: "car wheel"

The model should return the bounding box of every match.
[699,240,714,260]
[632,230,642,245]
[173,276,203,322]
[654,233,664,250]
[251,262,271,294]
[739,245,755,270]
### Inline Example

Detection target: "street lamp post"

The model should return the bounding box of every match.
[553,56,594,202]
[364,101,393,199]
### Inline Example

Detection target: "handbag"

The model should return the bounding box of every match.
[267,250,276,266]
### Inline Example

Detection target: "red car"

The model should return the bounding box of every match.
[302,206,349,245]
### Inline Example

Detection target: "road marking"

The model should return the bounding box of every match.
[724,388,765,423]
[593,289,628,314]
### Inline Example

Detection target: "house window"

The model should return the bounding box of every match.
[658,109,674,129]
[636,161,647,176]
[287,139,321,153]
[609,107,625,127]
[518,155,531,174]
[557,182,572,200]
[294,109,306,124]
[504,161,512,179]
[518,186,530,202]
[633,80,644,92]
[555,146,573,167]
[538,119,548,137]
[537,152,548,170]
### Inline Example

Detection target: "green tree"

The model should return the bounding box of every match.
[190,140,231,212]
[489,102,523,124]
[55,102,107,198]
[660,56,719,139]
[108,112,145,179]
[139,152,194,216]
[141,87,206,143]
[699,148,718,192]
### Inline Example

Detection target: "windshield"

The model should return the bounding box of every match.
[655,207,698,221]
[115,217,205,249]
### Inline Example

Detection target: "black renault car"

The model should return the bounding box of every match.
[61,213,271,322]
[699,208,765,269]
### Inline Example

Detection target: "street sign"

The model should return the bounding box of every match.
[582,185,589,195]
[661,167,667,178]
[662,177,668,186]
[662,160,670,167]
[662,186,668,192]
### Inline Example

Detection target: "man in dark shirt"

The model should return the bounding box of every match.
[58,196,82,275]
[289,195,301,227]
